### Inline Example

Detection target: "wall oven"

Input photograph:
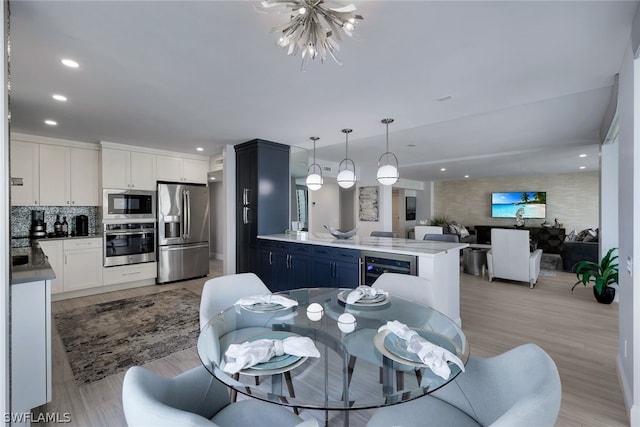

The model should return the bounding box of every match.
[104,222,156,267]
[102,189,156,221]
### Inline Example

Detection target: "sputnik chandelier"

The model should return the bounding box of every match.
[258,0,363,67]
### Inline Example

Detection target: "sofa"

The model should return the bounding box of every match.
[561,241,599,272]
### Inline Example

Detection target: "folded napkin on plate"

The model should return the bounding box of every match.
[222,336,320,374]
[378,320,465,379]
[346,285,388,304]
[234,294,298,308]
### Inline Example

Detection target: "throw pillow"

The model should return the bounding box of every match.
[458,225,470,238]
[576,229,590,242]
[449,224,460,235]
[565,230,576,242]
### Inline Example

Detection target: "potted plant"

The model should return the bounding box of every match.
[571,248,619,304]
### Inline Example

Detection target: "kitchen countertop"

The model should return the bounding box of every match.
[258,232,468,257]
[11,244,56,285]
[11,234,102,248]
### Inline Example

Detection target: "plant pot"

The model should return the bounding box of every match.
[593,286,615,304]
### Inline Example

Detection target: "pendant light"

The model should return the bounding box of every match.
[337,128,357,189]
[305,136,323,191]
[377,118,399,185]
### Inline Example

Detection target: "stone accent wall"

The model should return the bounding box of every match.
[433,172,599,234]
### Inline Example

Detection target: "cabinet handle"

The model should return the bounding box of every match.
[269,251,273,265]
[122,271,141,276]
[66,200,70,205]
[286,254,291,269]
[64,254,67,264]
[358,257,363,286]
[331,261,335,278]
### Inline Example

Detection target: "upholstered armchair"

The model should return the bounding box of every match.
[487,229,543,288]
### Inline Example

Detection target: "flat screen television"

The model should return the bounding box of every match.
[491,191,546,219]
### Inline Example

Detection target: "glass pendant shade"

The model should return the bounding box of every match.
[306,136,323,191]
[337,128,357,189]
[377,162,399,185]
[337,167,356,189]
[377,118,399,186]
[306,171,323,191]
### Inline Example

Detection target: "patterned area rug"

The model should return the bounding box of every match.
[540,254,561,276]
[54,288,200,385]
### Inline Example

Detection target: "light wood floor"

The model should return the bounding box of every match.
[36,261,628,426]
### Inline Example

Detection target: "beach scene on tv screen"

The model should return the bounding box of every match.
[491,192,546,218]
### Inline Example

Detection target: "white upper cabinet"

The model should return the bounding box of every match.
[70,148,100,205]
[11,137,99,207]
[157,155,208,184]
[39,144,70,206]
[101,148,156,190]
[10,140,40,206]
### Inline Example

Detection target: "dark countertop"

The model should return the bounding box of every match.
[11,245,56,285]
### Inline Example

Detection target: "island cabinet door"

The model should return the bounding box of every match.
[334,260,360,288]
[310,257,333,288]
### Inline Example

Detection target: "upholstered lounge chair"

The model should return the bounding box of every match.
[122,365,316,427]
[367,343,561,427]
[424,233,460,243]
[487,229,543,288]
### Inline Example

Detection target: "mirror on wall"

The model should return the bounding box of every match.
[290,146,309,231]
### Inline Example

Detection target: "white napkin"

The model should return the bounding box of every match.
[378,320,465,379]
[234,294,298,309]
[222,336,320,374]
[346,285,388,304]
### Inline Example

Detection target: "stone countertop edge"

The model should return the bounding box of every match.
[32,234,102,241]
[258,233,469,257]
[10,244,56,285]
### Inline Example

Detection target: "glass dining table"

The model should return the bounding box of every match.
[197,288,469,426]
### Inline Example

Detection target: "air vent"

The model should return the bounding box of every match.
[323,166,332,172]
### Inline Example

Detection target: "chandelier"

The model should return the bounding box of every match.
[259,0,363,67]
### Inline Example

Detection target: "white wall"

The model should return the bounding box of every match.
[1,1,9,415]
[222,145,236,275]
[601,139,619,257]
[209,181,224,260]
[616,33,640,424]
[308,177,340,234]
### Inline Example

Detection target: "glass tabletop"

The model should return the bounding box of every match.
[197,287,469,411]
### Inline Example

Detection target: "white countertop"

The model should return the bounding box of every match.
[258,233,468,257]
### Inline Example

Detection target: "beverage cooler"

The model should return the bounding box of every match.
[361,251,418,286]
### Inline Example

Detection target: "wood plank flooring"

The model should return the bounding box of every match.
[35,261,628,426]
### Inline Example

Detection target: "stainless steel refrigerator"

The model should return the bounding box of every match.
[157,182,209,283]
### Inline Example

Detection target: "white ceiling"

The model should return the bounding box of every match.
[9,1,637,182]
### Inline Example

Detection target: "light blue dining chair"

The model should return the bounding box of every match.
[345,273,437,390]
[366,343,561,427]
[199,272,298,411]
[122,365,317,427]
[424,233,460,243]
[199,272,271,329]
[370,231,397,237]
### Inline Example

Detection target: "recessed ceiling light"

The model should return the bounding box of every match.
[579,166,586,169]
[52,94,67,102]
[440,168,446,172]
[464,175,469,178]
[579,153,587,158]
[437,95,452,102]
[61,58,79,68]
[44,119,57,126]
[407,144,416,147]
[196,147,204,152]
[209,176,216,181]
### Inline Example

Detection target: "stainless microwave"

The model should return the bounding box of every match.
[102,189,156,221]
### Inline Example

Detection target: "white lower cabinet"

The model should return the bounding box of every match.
[37,240,64,294]
[103,262,157,285]
[63,238,103,291]
[11,279,51,413]
[38,238,158,297]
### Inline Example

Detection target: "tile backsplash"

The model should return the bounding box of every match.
[11,206,99,238]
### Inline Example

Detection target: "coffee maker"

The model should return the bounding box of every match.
[75,215,88,236]
[29,210,46,238]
